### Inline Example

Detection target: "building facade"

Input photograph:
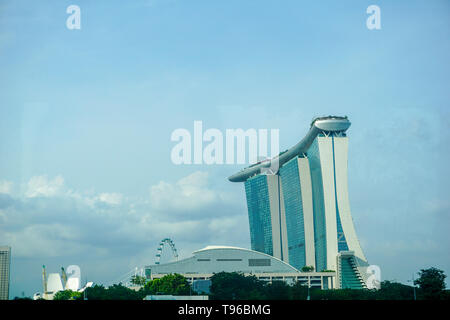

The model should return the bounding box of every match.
[244,174,288,262]
[144,246,336,291]
[278,156,316,271]
[0,246,11,300]
[229,116,370,289]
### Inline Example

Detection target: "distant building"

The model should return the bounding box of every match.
[37,265,93,300]
[45,273,64,299]
[229,116,370,289]
[144,246,336,290]
[0,246,11,300]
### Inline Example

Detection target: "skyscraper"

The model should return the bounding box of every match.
[0,246,11,300]
[229,116,370,289]
[244,174,288,262]
[279,156,316,271]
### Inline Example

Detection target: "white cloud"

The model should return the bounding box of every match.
[0,172,243,261]
[149,171,226,212]
[25,175,64,198]
[96,192,123,205]
[0,180,13,194]
[0,170,252,299]
[2,223,85,257]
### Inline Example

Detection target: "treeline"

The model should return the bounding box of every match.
[210,272,450,300]
[50,273,191,300]
[32,267,449,300]
[209,271,450,300]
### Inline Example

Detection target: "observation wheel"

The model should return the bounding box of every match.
[155,238,179,265]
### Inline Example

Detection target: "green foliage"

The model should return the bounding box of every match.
[301,266,314,272]
[442,290,450,300]
[53,290,82,300]
[143,273,191,296]
[56,268,450,301]
[84,284,107,300]
[145,278,161,295]
[291,281,309,300]
[375,281,416,300]
[84,284,146,300]
[208,271,450,300]
[130,275,147,286]
[414,267,447,300]
[209,272,266,300]
[264,281,292,300]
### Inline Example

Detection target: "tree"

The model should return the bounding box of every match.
[105,284,145,300]
[301,266,314,272]
[145,278,162,295]
[130,275,147,286]
[291,281,309,300]
[144,274,191,296]
[375,281,415,300]
[264,281,291,300]
[84,284,107,300]
[209,272,266,300]
[84,284,145,300]
[53,290,82,300]
[414,267,447,300]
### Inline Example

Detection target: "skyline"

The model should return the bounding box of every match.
[0,0,449,298]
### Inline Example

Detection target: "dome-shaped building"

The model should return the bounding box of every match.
[144,246,336,292]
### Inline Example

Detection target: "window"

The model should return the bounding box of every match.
[216,259,242,261]
[248,258,271,266]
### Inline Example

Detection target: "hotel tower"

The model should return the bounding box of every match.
[229,116,370,289]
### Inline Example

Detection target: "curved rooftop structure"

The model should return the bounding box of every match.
[145,245,301,275]
[228,116,351,182]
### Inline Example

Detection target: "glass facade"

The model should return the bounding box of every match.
[306,139,327,272]
[279,157,306,270]
[332,136,349,252]
[336,208,349,252]
[237,117,368,288]
[340,256,363,289]
[245,134,353,272]
[306,135,351,270]
[245,175,273,256]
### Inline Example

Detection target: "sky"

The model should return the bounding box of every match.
[0,0,449,298]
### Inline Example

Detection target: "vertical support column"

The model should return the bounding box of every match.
[317,137,338,271]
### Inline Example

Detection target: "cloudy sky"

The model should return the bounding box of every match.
[1,0,449,298]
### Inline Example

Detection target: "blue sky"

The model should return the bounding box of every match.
[0,0,449,298]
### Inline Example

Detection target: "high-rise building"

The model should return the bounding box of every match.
[244,174,288,262]
[0,246,11,300]
[279,156,316,271]
[229,116,370,289]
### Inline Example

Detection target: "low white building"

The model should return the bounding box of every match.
[144,246,336,291]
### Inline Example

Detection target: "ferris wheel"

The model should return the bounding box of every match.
[155,238,179,265]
